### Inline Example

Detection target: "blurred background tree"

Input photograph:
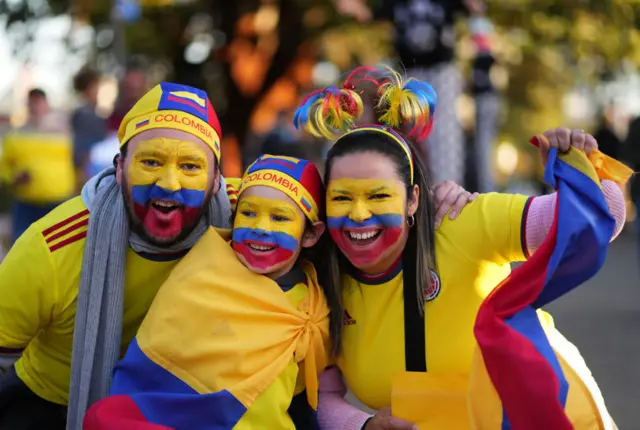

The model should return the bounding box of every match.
[0,0,639,177]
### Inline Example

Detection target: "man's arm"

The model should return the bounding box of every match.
[0,223,57,371]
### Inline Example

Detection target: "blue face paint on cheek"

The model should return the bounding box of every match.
[327,213,404,230]
[231,227,300,270]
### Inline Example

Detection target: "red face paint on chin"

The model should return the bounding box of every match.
[329,226,403,268]
[133,204,202,241]
[232,241,294,272]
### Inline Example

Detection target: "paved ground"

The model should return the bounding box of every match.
[547,230,640,429]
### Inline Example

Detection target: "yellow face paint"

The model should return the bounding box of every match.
[126,137,211,242]
[326,179,405,222]
[232,195,305,273]
[326,178,406,270]
[128,137,209,192]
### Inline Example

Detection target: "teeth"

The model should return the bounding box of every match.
[153,200,179,208]
[349,231,378,240]
[249,244,275,251]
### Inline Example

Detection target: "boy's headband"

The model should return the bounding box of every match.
[236,154,324,223]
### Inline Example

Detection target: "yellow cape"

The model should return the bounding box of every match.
[136,227,331,410]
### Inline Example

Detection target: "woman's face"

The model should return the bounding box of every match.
[326,151,417,275]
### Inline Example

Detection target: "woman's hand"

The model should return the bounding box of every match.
[432,180,479,228]
[362,408,419,430]
[538,127,598,165]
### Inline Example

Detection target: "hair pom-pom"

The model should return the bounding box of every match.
[375,68,438,141]
[293,85,364,140]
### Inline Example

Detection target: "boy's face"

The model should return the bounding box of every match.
[232,186,307,279]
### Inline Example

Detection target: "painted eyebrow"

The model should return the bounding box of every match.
[272,206,296,215]
[179,154,206,163]
[238,201,256,210]
[330,188,351,195]
[135,150,165,159]
[368,186,392,194]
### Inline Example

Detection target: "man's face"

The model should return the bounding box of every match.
[124,70,147,101]
[28,95,49,122]
[118,128,220,246]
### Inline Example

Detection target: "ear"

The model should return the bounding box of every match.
[301,221,326,248]
[115,154,124,185]
[212,165,221,195]
[407,184,420,217]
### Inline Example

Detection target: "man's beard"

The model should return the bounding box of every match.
[121,174,211,247]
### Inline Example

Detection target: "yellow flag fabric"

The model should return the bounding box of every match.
[95,227,331,429]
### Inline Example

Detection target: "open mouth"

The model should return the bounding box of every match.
[344,229,382,246]
[246,242,277,252]
[150,199,182,213]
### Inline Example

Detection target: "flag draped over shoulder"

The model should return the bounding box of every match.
[472,142,633,430]
[83,228,331,430]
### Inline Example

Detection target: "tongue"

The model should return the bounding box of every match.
[149,206,181,223]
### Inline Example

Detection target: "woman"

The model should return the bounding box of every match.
[293,67,628,429]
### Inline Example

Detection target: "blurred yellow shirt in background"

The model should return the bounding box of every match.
[0,131,75,204]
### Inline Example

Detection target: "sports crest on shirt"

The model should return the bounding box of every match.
[424,270,441,301]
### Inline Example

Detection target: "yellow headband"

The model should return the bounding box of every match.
[336,126,414,184]
[120,110,220,161]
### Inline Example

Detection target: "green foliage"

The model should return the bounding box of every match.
[482,0,640,143]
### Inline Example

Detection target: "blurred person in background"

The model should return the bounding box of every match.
[0,89,74,244]
[71,67,108,189]
[261,110,310,160]
[377,0,486,186]
[594,106,623,160]
[107,62,149,132]
[624,114,640,261]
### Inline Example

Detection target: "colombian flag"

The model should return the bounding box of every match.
[472,141,633,430]
[83,228,331,430]
[390,143,632,429]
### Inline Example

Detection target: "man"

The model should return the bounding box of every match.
[108,63,148,132]
[0,82,474,430]
[0,89,75,243]
[0,82,232,430]
[70,67,108,188]
[378,0,485,185]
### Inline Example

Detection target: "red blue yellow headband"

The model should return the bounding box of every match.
[237,154,324,223]
[293,67,437,185]
[118,82,222,163]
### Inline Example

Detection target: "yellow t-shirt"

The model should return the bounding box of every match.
[0,196,182,405]
[0,131,75,203]
[338,193,531,410]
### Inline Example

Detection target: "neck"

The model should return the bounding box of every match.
[350,255,403,285]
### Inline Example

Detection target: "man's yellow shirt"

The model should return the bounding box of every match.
[338,193,533,410]
[0,196,182,405]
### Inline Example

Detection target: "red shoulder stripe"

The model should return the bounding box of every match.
[46,218,89,244]
[49,231,88,252]
[42,209,90,238]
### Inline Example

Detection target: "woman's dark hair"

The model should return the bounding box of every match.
[323,130,437,318]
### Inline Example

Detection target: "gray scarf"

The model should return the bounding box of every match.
[65,167,232,430]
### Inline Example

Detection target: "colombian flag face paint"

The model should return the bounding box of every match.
[126,137,210,242]
[326,178,405,269]
[232,194,305,275]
